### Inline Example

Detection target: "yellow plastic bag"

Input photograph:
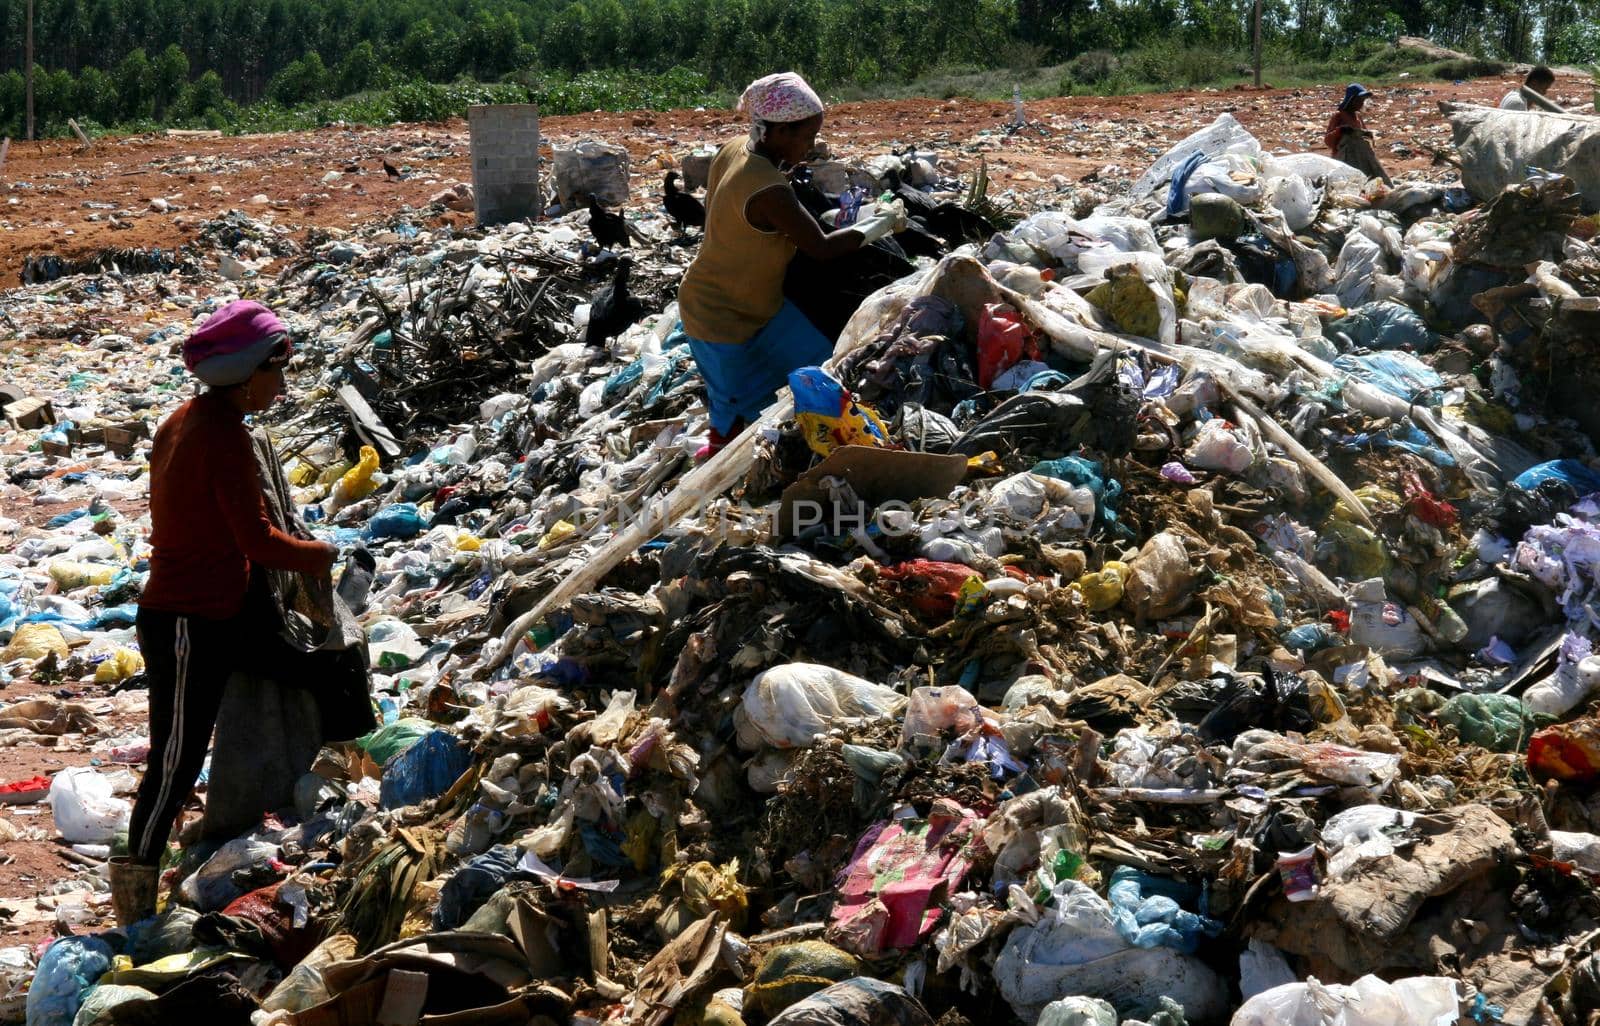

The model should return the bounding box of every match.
[539,520,577,550]
[94,648,145,684]
[1071,561,1130,613]
[48,561,117,589]
[328,446,381,511]
[2,623,69,662]
[455,534,483,552]
[790,367,892,457]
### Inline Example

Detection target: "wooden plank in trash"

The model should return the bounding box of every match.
[4,395,54,429]
[337,384,402,459]
[165,128,224,139]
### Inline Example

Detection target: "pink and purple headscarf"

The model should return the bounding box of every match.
[183,300,291,387]
[738,73,825,142]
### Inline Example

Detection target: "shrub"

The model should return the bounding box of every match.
[1069,50,1119,85]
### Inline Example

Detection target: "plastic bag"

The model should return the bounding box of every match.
[363,503,425,540]
[902,686,982,745]
[70,985,156,1026]
[24,937,114,1026]
[2,623,69,662]
[367,619,426,671]
[1183,154,1263,207]
[1264,175,1321,231]
[1038,997,1117,1026]
[737,664,908,750]
[994,879,1226,1022]
[1131,113,1262,199]
[328,445,380,513]
[1238,939,1297,1000]
[746,941,864,1018]
[1230,974,1459,1026]
[1080,251,1178,345]
[1326,302,1437,353]
[764,978,932,1026]
[92,647,144,684]
[260,934,357,1013]
[1320,805,1418,880]
[47,767,131,844]
[552,138,630,208]
[790,366,892,456]
[1438,693,1541,752]
[1347,578,1426,659]
[1186,419,1253,474]
[379,728,473,810]
[357,717,433,765]
[1529,714,1600,783]
[47,561,116,590]
[976,305,1040,390]
[1122,532,1194,621]
[177,836,281,910]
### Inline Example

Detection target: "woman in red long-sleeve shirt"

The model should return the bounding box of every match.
[110,300,337,925]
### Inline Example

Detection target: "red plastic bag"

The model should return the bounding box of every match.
[878,560,982,621]
[1402,470,1458,528]
[1528,715,1600,783]
[976,304,1039,390]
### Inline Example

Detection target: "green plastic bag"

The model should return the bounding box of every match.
[356,718,433,765]
[1438,693,1550,752]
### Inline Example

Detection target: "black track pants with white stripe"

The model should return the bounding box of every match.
[127,606,241,866]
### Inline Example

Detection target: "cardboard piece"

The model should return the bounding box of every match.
[777,445,968,538]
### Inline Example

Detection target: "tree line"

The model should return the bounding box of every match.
[1,0,1597,137]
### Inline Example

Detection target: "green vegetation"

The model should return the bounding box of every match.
[0,0,1593,138]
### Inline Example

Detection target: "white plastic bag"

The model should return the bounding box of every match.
[47,768,131,845]
[736,664,907,749]
[1131,113,1263,199]
[994,880,1226,1022]
[1184,154,1264,207]
[1238,939,1297,999]
[1320,804,1418,880]
[1038,996,1117,1026]
[1348,578,1427,658]
[1231,974,1459,1026]
[1265,175,1321,231]
[1187,419,1254,474]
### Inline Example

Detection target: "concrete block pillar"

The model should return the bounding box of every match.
[468,103,541,226]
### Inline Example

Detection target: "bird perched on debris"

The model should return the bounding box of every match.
[587,195,631,251]
[382,159,402,180]
[662,172,706,233]
[585,257,646,348]
[884,168,995,248]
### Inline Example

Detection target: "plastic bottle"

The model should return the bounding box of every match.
[431,432,477,466]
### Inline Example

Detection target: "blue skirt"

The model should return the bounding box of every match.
[674,301,833,434]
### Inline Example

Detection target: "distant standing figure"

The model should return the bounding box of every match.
[1324,83,1392,186]
[1500,66,1556,110]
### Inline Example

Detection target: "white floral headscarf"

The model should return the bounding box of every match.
[738,72,825,142]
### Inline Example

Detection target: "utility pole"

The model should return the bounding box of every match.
[25,0,36,140]
[1248,0,1260,88]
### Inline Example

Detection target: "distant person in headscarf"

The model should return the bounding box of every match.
[1500,66,1557,110]
[674,71,906,459]
[1324,83,1392,185]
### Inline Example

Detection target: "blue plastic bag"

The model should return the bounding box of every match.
[379,729,473,810]
[1513,460,1600,497]
[25,936,114,1026]
[1032,455,1127,536]
[1332,351,1444,403]
[364,503,426,541]
[1325,301,1438,353]
[1106,866,1221,955]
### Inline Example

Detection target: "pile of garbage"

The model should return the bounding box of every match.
[4,103,1600,1026]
